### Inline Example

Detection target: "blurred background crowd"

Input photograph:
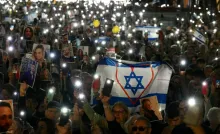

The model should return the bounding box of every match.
[0,0,220,134]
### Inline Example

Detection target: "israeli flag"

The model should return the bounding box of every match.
[94,58,172,111]
[135,26,161,41]
[94,36,111,44]
[193,30,206,44]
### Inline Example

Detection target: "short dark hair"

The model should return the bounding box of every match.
[196,58,205,64]
[0,102,12,111]
[166,101,180,119]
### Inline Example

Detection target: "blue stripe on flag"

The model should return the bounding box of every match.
[148,38,158,41]
[195,36,205,44]
[93,93,167,107]
[98,57,162,68]
[135,26,160,29]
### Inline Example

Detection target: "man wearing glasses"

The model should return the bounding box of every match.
[131,116,152,134]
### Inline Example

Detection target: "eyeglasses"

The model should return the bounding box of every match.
[132,126,146,131]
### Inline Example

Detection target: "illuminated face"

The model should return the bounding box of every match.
[0,107,13,132]
[112,105,128,123]
[34,48,44,61]
[25,28,33,39]
[143,101,152,111]
[63,47,70,56]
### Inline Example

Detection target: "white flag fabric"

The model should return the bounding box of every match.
[193,30,206,44]
[135,26,160,41]
[94,57,172,111]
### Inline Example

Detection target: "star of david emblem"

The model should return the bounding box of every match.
[124,71,144,95]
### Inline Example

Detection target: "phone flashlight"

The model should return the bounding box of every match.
[78,93,85,100]
[62,63,67,68]
[13,91,18,96]
[92,56,96,60]
[202,81,207,86]
[48,88,55,94]
[75,80,82,88]
[188,97,196,107]
[180,59,186,66]
[50,52,55,58]
[59,107,70,126]
[128,49,133,54]
[106,79,112,84]
[94,74,99,79]
[8,46,14,52]
[20,110,25,117]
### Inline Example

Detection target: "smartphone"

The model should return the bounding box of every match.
[102,78,114,97]
[216,80,220,89]
[59,108,70,126]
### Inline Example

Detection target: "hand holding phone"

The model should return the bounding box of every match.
[102,78,114,97]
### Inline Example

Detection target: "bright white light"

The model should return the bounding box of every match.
[7,36,12,41]
[8,46,14,52]
[78,93,85,100]
[180,60,186,66]
[75,80,82,87]
[192,37,196,41]
[62,63,67,68]
[116,12,121,17]
[106,79,111,84]
[215,57,218,60]
[202,81,207,86]
[50,53,55,58]
[155,42,159,46]
[153,18,156,21]
[94,74,99,79]
[121,41,125,45]
[177,41,180,44]
[13,92,17,96]
[101,41,106,45]
[128,49,133,54]
[49,88,55,94]
[188,98,196,107]
[61,107,68,114]
[20,111,25,116]
[55,39,58,43]
[92,56,96,60]
[181,18,184,21]
[95,40,98,43]
[139,12,143,16]
[97,47,101,51]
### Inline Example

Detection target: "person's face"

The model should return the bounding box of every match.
[45,108,60,121]
[132,120,151,134]
[191,57,197,64]
[34,48,43,61]
[204,67,213,77]
[168,116,182,127]
[1,89,12,100]
[0,107,13,132]
[63,47,70,56]
[198,63,205,70]
[38,121,47,134]
[25,28,32,38]
[144,101,152,110]
[112,105,128,123]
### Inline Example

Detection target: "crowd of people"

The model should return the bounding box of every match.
[0,0,220,134]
